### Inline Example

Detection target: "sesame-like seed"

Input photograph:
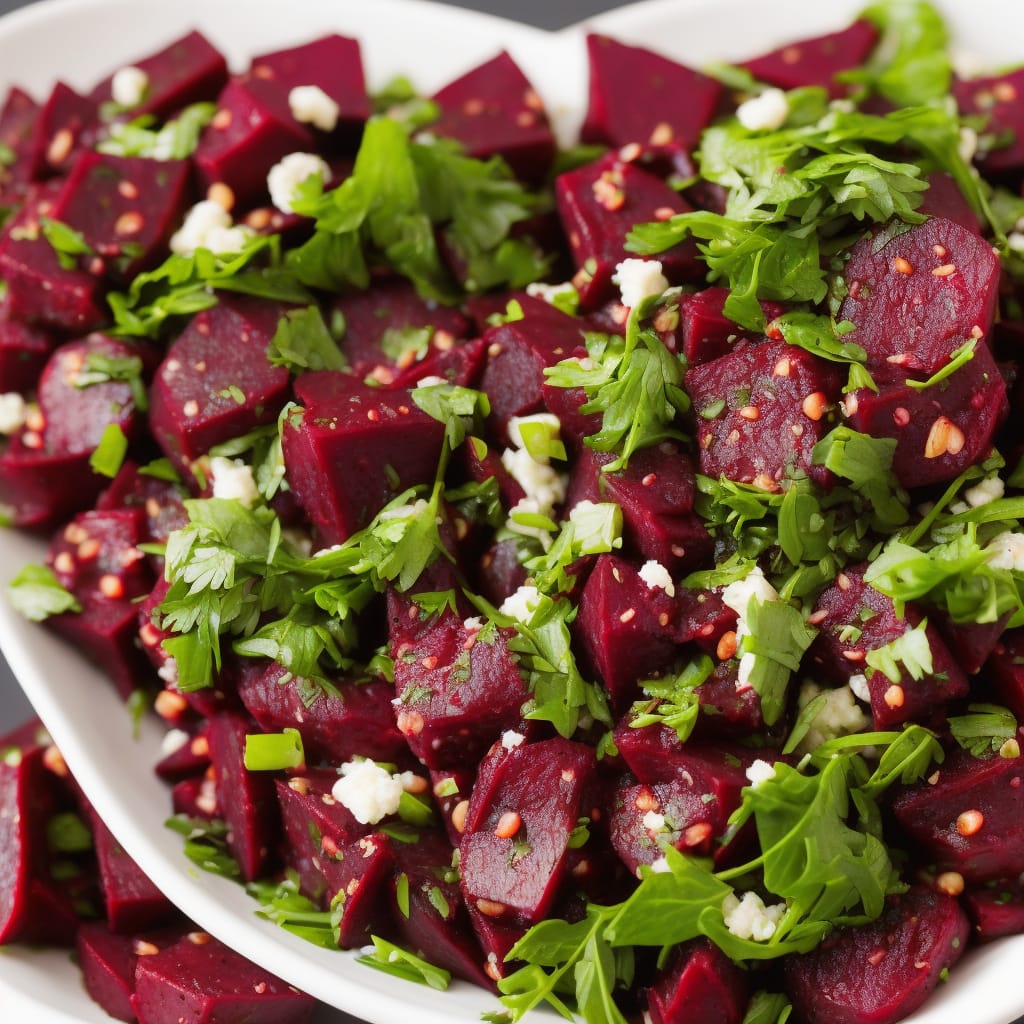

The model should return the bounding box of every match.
[956,809,984,836]
[894,256,914,275]
[1000,738,1021,759]
[648,121,674,146]
[476,898,507,917]
[515,110,537,127]
[43,745,68,777]
[671,544,686,558]
[619,608,636,624]
[727,429,741,444]
[288,777,310,795]
[183,400,199,417]
[837,572,851,591]
[765,319,784,341]
[254,982,268,995]
[932,263,956,277]
[774,357,791,377]
[114,211,144,236]
[751,473,780,492]
[246,207,273,230]
[523,88,543,111]
[322,835,340,857]
[22,430,42,449]
[971,324,984,339]
[993,80,1017,102]
[488,342,502,357]
[118,180,139,200]
[738,405,760,421]
[367,408,380,422]
[883,684,905,709]
[451,799,470,834]
[924,415,955,459]
[867,949,887,966]
[494,810,522,839]
[658,612,669,626]
[933,244,947,257]
[77,538,101,560]
[842,649,866,662]
[187,931,212,946]
[611,566,622,583]
[641,472,657,487]
[190,736,209,758]
[133,940,160,956]
[592,176,625,211]
[717,630,738,661]
[935,871,965,896]
[212,108,233,130]
[842,394,859,417]
[63,522,87,544]
[47,128,74,165]
[53,551,75,574]
[801,391,828,421]
[619,142,642,162]
[561,768,575,782]
[25,407,45,432]
[404,774,429,795]
[946,423,966,455]
[653,205,676,221]
[485,961,502,983]
[807,609,829,625]
[139,623,161,647]
[683,822,713,847]
[396,709,424,736]
[791,423,805,438]
[781,45,801,64]
[99,574,125,599]
[463,97,485,116]
[155,690,188,719]
[145,497,162,518]
[893,407,911,427]
[320,793,336,806]
[421,655,438,670]
[634,788,659,812]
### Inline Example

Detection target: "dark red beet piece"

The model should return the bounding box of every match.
[963,877,1024,941]
[0,302,54,393]
[988,629,1024,720]
[646,939,749,1024]
[933,609,1010,676]
[153,727,210,783]
[430,51,555,182]
[954,68,1024,177]
[171,774,218,820]
[784,886,969,1024]
[918,172,981,234]
[130,931,316,1024]
[0,87,39,204]
[890,730,1024,882]
[686,338,842,490]
[742,20,879,97]
[0,435,104,527]
[76,920,138,1023]
[388,335,487,391]
[674,287,785,366]
[839,217,1000,375]
[582,34,721,152]
[27,81,97,180]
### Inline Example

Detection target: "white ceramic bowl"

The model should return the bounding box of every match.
[1,1,1023,1022]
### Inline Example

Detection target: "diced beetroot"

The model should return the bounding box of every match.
[153,727,210,783]
[0,87,39,203]
[148,298,291,475]
[845,338,1007,489]
[430,52,555,182]
[932,609,1010,676]
[988,629,1024,720]
[0,436,105,527]
[839,216,1000,375]
[677,587,739,653]
[692,660,766,739]
[428,768,475,849]
[890,730,1024,882]
[207,712,279,883]
[388,335,487,391]
[963,877,1024,942]
[466,905,525,983]
[27,81,97,179]
[784,886,969,1024]
[581,34,720,152]
[193,80,313,207]
[954,68,1024,176]
[806,566,968,729]
[918,172,981,234]
[76,920,139,1023]
[282,371,445,544]
[476,539,529,608]
[646,939,749,1024]
[685,339,842,489]
[742,20,879,97]
[237,660,405,764]
[462,435,526,511]
[460,738,596,926]
[171,774,218,820]
[388,595,530,771]
[130,931,316,1024]
[674,287,785,366]
[555,154,701,310]
[0,303,54,393]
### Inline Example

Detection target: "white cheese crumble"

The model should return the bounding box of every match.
[722,566,779,621]
[987,531,1024,572]
[112,66,149,107]
[736,88,790,132]
[642,810,666,832]
[958,126,979,164]
[612,258,668,309]
[378,498,430,522]
[331,759,405,825]
[964,475,1004,508]
[649,856,670,874]
[415,375,447,388]
[463,616,483,633]
[0,392,27,434]
[1008,232,1024,255]
[525,280,576,306]
[796,680,871,752]
[745,759,776,788]
[638,559,675,598]
[501,730,526,750]
[209,456,260,508]
[501,447,567,511]
[499,584,541,623]
[169,200,252,256]
[266,152,330,214]
[848,672,870,703]
[288,85,340,132]
[161,728,190,756]
[157,657,179,686]
[722,891,786,941]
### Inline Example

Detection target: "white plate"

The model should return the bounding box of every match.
[1,1,1023,1022]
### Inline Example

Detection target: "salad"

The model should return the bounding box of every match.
[2,2,1024,1023]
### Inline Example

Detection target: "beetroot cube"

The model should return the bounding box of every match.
[963,877,1024,942]
[283,371,445,544]
[148,298,291,474]
[918,171,981,233]
[784,886,969,1024]
[131,931,315,1024]
[582,34,720,152]
[0,87,39,202]
[954,68,1024,176]
[171,775,218,820]
[387,335,487,391]
[646,939,749,1024]
[0,302,54,393]
[675,287,785,366]
[76,920,138,1022]
[431,51,555,182]
[556,154,701,311]
[193,80,313,207]
[0,437,103,527]
[839,216,1000,375]
[742,20,879,97]
[26,81,97,180]
[153,727,210,783]
[988,630,1024,720]
[686,339,842,489]
[476,539,529,608]
[692,660,766,739]
[932,609,1009,677]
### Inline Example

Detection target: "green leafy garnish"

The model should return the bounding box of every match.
[864,618,934,683]
[47,812,93,854]
[97,102,216,160]
[267,306,347,373]
[247,873,342,949]
[243,728,305,771]
[89,422,129,479]
[165,816,241,879]
[8,564,81,621]
[629,655,715,743]
[40,217,93,270]
[948,703,1019,757]
[73,350,149,412]
[357,936,452,990]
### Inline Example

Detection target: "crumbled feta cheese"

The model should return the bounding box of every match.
[415,375,447,388]
[209,456,260,508]
[848,673,870,703]
[964,475,1004,508]
[111,65,149,107]
[169,200,252,256]
[796,680,872,752]
[829,98,855,114]
[499,584,541,623]
[506,497,556,549]
[501,730,526,750]
[988,531,1024,571]
[157,658,179,686]
[161,728,190,756]
[745,759,776,788]
[952,49,986,79]
[331,759,405,825]
[0,392,27,434]
[501,447,567,511]
[958,126,979,164]
[736,88,790,132]
[288,85,340,132]
[266,152,330,214]
[612,258,668,309]
[642,810,666,832]
[649,856,670,874]
[463,616,483,633]
[721,566,779,624]
[525,280,576,306]
[638,559,675,598]
[721,891,786,941]
[1008,232,1024,255]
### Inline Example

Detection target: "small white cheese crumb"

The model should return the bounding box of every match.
[169,200,252,256]
[266,152,330,214]
[378,498,429,522]
[958,126,979,164]
[796,680,872,753]
[721,566,779,624]
[649,856,670,874]
[209,456,260,508]
[157,657,179,686]
[1008,232,1024,255]
[638,560,675,598]
[161,728,190,756]
[612,258,668,309]
[722,891,786,941]
[0,392,27,434]
[848,673,870,703]
[501,447,567,512]
[331,759,404,825]
[642,810,666,832]
[964,475,1004,508]
[463,616,483,634]
[415,375,447,388]
[987,531,1024,572]
[288,85,340,132]
[525,280,576,305]
[501,730,526,750]
[745,759,776,788]
[736,88,790,132]
[112,66,149,107]
[499,584,541,623]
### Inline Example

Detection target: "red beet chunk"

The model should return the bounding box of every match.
[0,303,54,393]
[693,660,766,739]
[283,371,445,544]
[845,338,1007,489]
[207,711,279,883]
[238,660,405,764]
[476,539,529,608]
[677,587,739,653]
[131,931,316,1024]
[0,437,103,527]
[76,920,138,1022]
[0,87,39,203]
[785,886,969,1024]
[460,738,597,925]
[989,629,1024,720]
[686,339,842,490]
[806,566,967,729]
[932,609,1010,676]
[954,68,1024,176]
[193,80,313,207]
[388,335,487,391]
[675,287,785,366]
[839,216,1000,375]
[153,727,210,783]
[27,81,97,180]
[430,51,555,182]
[556,154,701,311]
[91,30,228,121]
[742,20,879,96]
[918,172,981,234]
[647,939,749,1024]
[149,298,291,474]
[171,775,218,820]
[963,877,1024,941]
[891,731,1024,882]
[582,34,720,152]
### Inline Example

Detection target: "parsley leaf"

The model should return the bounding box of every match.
[97,102,216,160]
[267,305,347,373]
[247,874,341,949]
[358,936,452,990]
[164,815,241,879]
[864,618,934,683]
[40,217,93,270]
[73,350,148,412]
[629,655,715,743]
[948,703,1019,758]
[8,564,81,621]
[89,422,129,478]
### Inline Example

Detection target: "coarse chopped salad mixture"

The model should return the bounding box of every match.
[4,3,1024,1023]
